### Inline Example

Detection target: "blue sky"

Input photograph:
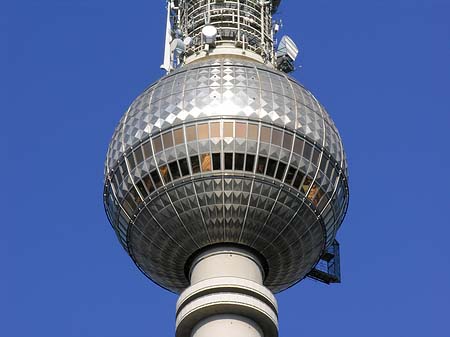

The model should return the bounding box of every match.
[3,0,450,336]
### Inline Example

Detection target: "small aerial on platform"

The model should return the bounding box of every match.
[276,35,299,73]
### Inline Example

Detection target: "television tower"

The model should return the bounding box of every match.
[103,1,349,336]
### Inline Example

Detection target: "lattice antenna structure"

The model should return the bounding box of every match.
[161,0,296,72]
[103,1,349,336]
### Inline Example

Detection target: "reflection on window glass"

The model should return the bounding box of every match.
[283,133,293,150]
[212,153,221,170]
[307,183,319,201]
[245,154,255,172]
[261,126,271,143]
[186,125,197,141]
[163,132,174,149]
[159,165,171,183]
[198,124,209,140]
[303,142,312,159]
[134,148,144,165]
[293,138,304,155]
[190,155,201,173]
[276,162,287,180]
[236,122,246,138]
[127,152,136,170]
[123,195,135,214]
[302,176,313,194]
[120,161,127,175]
[142,141,153,158]
[256,156,267,174]
[312,187,325,206]
[266,159,277,177]
[235,153,245,170]
[129,186,140,203]
[225,153,233,169]
[153,136,163,153]
[136,180,147,197]
[285,166,296,185]
[143,175,155,193]
[179,158,190,176]
[201,153,212,172]
[317,193,329,211]
[320,157,328,173]
[169,162,180,180]
[248,124,258,140]
[151,170,163,188]
[174,128,185,145]
[293,171,305,189]
[272,129,282,146]
[211,122,220,138]
[312,149,320,166]
[114,171,123,186]
[224,122,233,137]
[326,163,334,179]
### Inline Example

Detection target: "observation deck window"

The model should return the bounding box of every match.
[177,158,189,175]
[266,158,277,177]
[186,125,197,142]
[245,154,255,172]
[261,126,271,143]
[302,176,313,194]
[257,156,267,174]
[169,161,181,180]
[143,175,155,193]
[198,124,209,140]
[190,155,201,174]
[282,133,293,150]
[293,171,305,190]
[275,162,287,180]
[150,170,162,188]
[225,153,233,169]
[163,132,174,149]
[211,122,221,138]
[134,147,144,165]
[285,166,296,185]
[136,180,147,198]
[212,153,221,170]
[174,128,185,145]
[159,165,171,183]
[201,153,212,172]
[153,136,163,153]
[235,153,245,170]
[271,129,282,147]
[224,122,233,137]
[142,141,153,158]
[293,138,304,155]
[236,122,247,138]
[248,124,258,140]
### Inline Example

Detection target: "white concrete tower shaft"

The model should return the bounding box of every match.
[176,246,279,337]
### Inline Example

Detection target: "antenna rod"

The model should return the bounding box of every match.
[161,0,172,72]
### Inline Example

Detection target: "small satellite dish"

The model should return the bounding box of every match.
[202,25,217,44]
[183,36,193,47]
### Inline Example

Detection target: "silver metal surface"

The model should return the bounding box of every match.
[104,56,349,293]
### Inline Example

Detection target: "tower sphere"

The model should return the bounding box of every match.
[104,57,349,293]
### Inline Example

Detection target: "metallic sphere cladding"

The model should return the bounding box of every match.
[103,57,349,293]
